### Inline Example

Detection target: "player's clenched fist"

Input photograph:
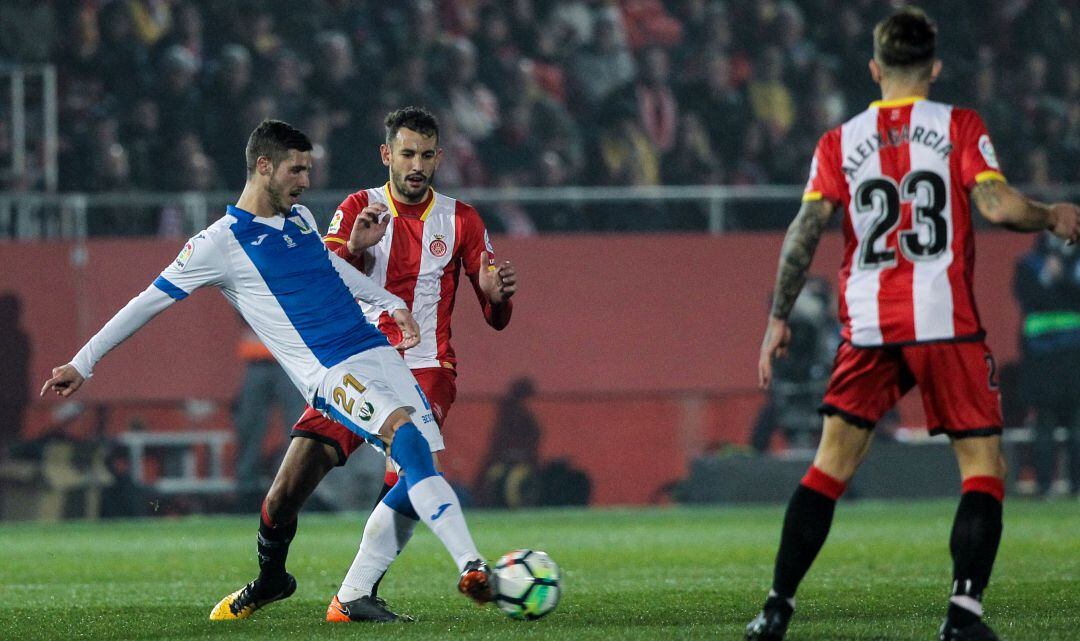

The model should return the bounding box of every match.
[479,250,517,304]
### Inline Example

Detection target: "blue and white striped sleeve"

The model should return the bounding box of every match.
[327,250,406,313]
[154,231,227,299]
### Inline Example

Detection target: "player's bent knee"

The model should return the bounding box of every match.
[388,423,436,481]
[952,435,1006,479]
[262,489,298,525]
[813,414,874,481]
[376,407,415,444]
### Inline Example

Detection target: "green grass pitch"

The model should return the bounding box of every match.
[1,499,1077,640]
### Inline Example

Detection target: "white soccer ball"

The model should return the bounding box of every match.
[493,549,561,620]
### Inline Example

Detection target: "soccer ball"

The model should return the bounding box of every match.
[493,549,561,620]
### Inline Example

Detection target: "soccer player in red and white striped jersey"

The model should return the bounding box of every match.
[294,107,516,622]
[748,8,1080,641]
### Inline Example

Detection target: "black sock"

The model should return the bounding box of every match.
[369,571,387,599]
[257,512,297,589]
[771,484,837,598]
[947,491,1003,626]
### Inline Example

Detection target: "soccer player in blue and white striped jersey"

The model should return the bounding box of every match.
[40,120,495,621]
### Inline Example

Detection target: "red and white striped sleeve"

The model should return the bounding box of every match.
[323,189,370,270]
[952,108,1006,189]
[802,128,846,204]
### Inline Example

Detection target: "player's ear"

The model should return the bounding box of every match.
[433,147,444,169]
[868,59,882,84]
[380,144,391,167]
[257,155,272,176]
[929,59,942,83]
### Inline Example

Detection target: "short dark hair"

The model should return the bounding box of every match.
[245,119,312,174]
[873,6,936,73]
[384,107,439,146]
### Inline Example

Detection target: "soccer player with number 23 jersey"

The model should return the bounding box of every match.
[748,7,1080,641]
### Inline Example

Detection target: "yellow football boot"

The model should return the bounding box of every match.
[209,574,296,620]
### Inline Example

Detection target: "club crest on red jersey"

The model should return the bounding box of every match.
[429,234,448,257]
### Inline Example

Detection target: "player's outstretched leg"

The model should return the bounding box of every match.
[389,421,494,604]
[938,476,1004,641]
[329,480,419,622]
[746,465,847,641]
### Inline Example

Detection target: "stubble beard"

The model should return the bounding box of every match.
[265,178,290,215]
[393,169,433,203]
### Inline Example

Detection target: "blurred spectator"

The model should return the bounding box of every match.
[129,0,174,47]
[433,117,486,189]
[1014,236,1080,497]
[481,101,542,186]
[203,44,256,186]
[437,38,500,142]
[680,51,750,169]
[0,294,31,460]
[268,48,307,124]
[124,98,165,190]
[97,2,151,105]
[155,45,202,140]
[156,2,205,66]
[0,0,56,63]
[231,328,306,505]
[568,13,635,115]
[598,112,659,187]
[747,46,795,140]
[662,113,723,186]
[619,0,684,50]
[475,5,521,99]
[632,46,679,154]
[0,0,1075,196]
[475,377,541,507]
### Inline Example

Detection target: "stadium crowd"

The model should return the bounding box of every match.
[1,0,1078,198]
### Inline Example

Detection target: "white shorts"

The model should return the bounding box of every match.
[313,346,443,453]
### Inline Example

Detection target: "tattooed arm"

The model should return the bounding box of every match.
[972,179,1080,241]
[769,199,836,320]
[758,198,835,388]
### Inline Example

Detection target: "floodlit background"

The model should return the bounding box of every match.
[1,0,1079,520]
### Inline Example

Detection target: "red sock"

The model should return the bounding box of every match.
[800,465,847,501]
[961,476,1005,502]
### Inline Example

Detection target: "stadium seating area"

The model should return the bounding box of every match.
[1,0,1078,197]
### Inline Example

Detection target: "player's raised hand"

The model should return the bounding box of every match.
[390,307,421,351]
[347,203,390,255]
[479,251,517,304]
[758,316,792,389]
[1048,202,1080,245]
[40,364,85,398]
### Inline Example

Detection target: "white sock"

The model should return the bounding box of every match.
[949,595,984,617]
[337,502,417,601]
[407,475,481,571]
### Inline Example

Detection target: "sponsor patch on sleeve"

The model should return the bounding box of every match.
[978,134,1000,170]
[174,240,194,271]
[328,209,344,235]
[803,155,820,197]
